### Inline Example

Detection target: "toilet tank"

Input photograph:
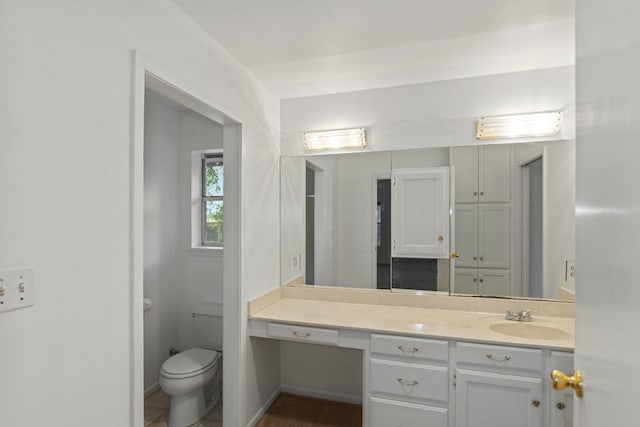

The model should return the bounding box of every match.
[193,302,223,352]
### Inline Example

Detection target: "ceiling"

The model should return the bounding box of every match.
[174,0,575,99]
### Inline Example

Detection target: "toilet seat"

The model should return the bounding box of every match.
[160,348,220,379]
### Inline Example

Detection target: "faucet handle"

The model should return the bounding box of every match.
[505,309,515,320]
[520,309,533,321]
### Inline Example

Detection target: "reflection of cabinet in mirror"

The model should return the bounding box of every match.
[452,145,513,296]
[391,168,449,259]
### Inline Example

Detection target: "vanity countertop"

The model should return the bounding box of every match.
[249,288,574,351]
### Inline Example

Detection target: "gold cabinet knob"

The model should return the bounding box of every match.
[473,256,478,260]
[551,369,584,398]
[557,402,566,410]
[438,235,444,241]
[479,256,484,261]
[480,191,485,196]
[532,400,541,408]
[450,252,460,259]
[473,191,478,196]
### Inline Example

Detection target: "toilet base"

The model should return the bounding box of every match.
[168,388,206,427]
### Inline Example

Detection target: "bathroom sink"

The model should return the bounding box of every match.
[489,322,572,341]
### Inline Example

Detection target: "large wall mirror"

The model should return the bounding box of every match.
[280,140,575,301]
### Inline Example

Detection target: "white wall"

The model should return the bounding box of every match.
[143,94,182,393]
[0,1,280,426]
[176,109,224,352]
[281,66,575,156]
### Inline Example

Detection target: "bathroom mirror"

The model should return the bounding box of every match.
[280,140,575,301]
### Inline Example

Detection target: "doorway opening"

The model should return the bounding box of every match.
[520,157,543,298]
[132,54,242,427]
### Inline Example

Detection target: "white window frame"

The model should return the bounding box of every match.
[191,149,224,252]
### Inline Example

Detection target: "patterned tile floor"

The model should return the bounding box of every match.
[144,389,222,427]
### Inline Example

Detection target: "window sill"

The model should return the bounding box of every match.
[189,246,224,257]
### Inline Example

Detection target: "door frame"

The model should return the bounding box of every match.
[130,51,242,427]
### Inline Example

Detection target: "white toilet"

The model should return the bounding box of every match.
[159,303,223,427]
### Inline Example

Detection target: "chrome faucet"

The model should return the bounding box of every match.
[505,309,533,322]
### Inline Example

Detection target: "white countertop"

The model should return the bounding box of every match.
[249,289,574,351]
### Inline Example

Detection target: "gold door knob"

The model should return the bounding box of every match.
[450,252,460,259]
[551,369,584,398]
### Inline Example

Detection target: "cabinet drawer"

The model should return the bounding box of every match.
[370,359,448,404]
[370,397,448,427]
[457,342,542,373]
[266,323,338,346]
[371,334,448,363]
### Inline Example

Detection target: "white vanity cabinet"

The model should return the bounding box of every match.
[369,334,450,427]
[451,145,512,204]
[455,342,544,427]
[391,168,450,259]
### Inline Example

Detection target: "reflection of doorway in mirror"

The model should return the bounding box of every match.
[376,179,392,289]
[520,157,543,298]
[305,166,315,284]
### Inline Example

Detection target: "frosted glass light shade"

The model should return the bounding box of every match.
[303,128,366,151]
[476,112,562,140]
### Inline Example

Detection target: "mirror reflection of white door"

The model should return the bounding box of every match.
[574,1,640,425]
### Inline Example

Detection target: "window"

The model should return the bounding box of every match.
[202,152,223,246]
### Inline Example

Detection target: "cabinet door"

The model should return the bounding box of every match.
[392,168,449,258]
[453,268,478,294]
[479,144,511,202]
[478,204,511,268]
[454,204,478,268]
[550,352,574,427]
[451,147,478,203]
[478,269,511,296]
[455,369,543,427]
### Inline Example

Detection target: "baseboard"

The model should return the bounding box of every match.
[246,386,281,427]
[144,382,160,398]
[280,384,362,405]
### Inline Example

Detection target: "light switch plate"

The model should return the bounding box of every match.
[0,267,35,313]
[565,261,576,282]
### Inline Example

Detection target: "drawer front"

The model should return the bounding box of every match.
[370,359,448,404]
[457,342,543,373]
[266,323,339,346]
[371,334,449,363]
[370,397,448,427]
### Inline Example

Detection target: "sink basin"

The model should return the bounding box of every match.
[489,322,573,340]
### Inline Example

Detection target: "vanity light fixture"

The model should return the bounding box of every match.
[303,128,366,151]
[476,111,562,140]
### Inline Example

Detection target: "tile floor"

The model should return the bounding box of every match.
[144,389,222,427]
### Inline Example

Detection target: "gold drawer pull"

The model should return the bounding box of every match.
[292,331,311,338]
[397,345,419,353]
[397,378,419,386]
[486,354,511,362]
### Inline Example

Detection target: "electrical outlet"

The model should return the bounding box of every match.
[565,261,576,282]
[0,267,35,313]
[289,253,301,271]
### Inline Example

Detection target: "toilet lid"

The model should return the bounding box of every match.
[161,348,219,377]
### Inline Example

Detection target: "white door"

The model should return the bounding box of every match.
[454,204,478,268]
[479,144,511,203]
[478,204,511,269]
[455,369,543,427]
[574,1,640,426]
[451,147,478,203]
[392,167,449,258]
